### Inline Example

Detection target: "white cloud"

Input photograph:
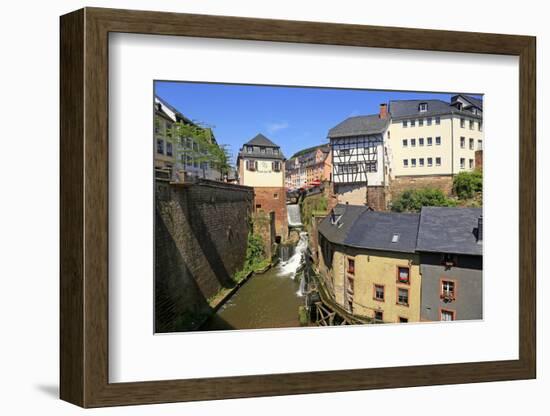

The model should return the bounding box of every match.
[266,121,289,134]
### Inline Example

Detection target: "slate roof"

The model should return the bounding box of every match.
[154,95,194,125]
[318,204,367,246]
[327,114,390,139]
[290,143,330,159]
[238,134,285,160]
[452,94,483,110]
[389,99,482,120]
[416,207,482,256]
[319,205,420,253]
[318,205,482,256]
[346,211,421,253]
[245,133,280,148]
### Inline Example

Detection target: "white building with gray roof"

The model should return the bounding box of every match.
[327,104,391,209]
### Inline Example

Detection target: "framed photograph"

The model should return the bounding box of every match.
[60,7,536,408]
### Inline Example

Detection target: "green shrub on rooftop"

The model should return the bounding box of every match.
[391,188,457,213]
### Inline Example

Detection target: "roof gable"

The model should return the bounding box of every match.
[328,114,389,139]
[245,133,280,148]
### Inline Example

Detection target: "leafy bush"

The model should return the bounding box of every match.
[391,188,457,212]
[453,170,483,199]
[233,233,267,282]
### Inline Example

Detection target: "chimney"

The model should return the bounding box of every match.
[477,215,483,243]
[379,103,388,119]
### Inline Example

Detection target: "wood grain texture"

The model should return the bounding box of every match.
[59,8,84,407]
[59,7,537,408]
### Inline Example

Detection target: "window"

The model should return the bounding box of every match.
[418,118,424,126]
[340,148,350,156]
[419,138,424,146]
[397,266,410,284]
[442,253,458,267]
[273,193,279,199]
[166,142,173,157]
[156,139,164,154]
[391,234,400,243]
[440,309,455,321]
[402,120,408,128]
[435,136,441,145]
[374,311,383,322]
[397,288,409,306]
[478,121,483,132]
[272,161,281,172]
[460,158,465,169]
[427,137,432,146]
[460,118,465,128]
[411,158,416,167]
[399,317,409,323]
[427,157,433,167]
[347,258,355,275]
[469,138,474,150]
[260,147,266,154]
[435,116,441,125]
[419,158,424,167]
[410,119,416,127]
[427,117,432,126]
[435,157,441,166]
[460,137,465,148]
[469,159,474,169]
[374,284,385,301]
[403,159,408,168]
[419,103,428,112]
[411,138,416,147]
[441,280,456,301]
[246,159,257,171]
[478,139,483,150]
[402,139,407,147]
[469,120,474,130]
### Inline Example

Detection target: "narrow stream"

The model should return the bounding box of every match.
[201,232,308,331]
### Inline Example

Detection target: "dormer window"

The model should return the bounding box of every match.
[419,103,428,112]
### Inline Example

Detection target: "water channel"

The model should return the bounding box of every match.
[201,232,308,331]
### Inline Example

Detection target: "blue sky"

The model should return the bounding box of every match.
[155,81,481,163]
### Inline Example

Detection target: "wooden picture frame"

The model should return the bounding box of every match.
[60,7,536,408]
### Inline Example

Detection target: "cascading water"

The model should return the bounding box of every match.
[277,232,308,290]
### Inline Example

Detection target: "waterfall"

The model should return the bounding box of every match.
[277,232,308,284]
[296,274,306,297]
[287,204,303,227]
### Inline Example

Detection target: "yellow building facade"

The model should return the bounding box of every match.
[317,205,422,324]
[319,245,421,323]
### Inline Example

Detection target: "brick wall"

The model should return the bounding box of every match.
[390,175,454,197]
[155,179,254,332]
[253,186,288,241]
[366,186,388,211]
[475,150,483,171]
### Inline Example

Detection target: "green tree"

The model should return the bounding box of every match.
[391,188,457,212]
[168,122,232,180]
[453,170,483,199]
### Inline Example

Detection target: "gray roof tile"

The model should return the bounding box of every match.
[389,99,482,120]
[328,114,390,138]
[245,133,279,147]
[416,206,482,256]
[318,205,483,256]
